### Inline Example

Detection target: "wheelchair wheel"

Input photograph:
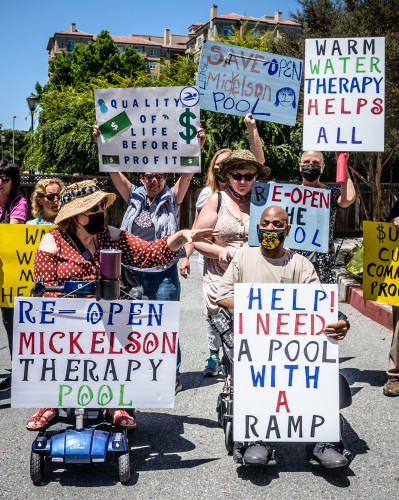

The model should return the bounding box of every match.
[216,394,227,428]
[224,419,234,455]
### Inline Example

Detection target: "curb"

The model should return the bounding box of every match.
[335,240,393,330]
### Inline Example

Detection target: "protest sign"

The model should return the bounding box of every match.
[11,297,179,408]
[363,221,399,306]
[0,225,56,307]
[248,182,330,252]
[234,283,339,442]
[303,37,385,151]
[95,86,201,173]
[196,40,302,125]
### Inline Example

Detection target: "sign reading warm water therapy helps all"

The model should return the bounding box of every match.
[11,298,179,408]
[196,40,302,126]
[95,86,201,173]
[363,221,399,306]
[0,225,56,308]
[303,37,385,151]
[248,183,330,253]
[233,283,340,442]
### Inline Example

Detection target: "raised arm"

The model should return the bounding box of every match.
[244,113,265,165]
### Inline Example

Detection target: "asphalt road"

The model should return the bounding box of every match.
[0,252,397,499]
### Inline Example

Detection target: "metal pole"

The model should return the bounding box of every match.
[12,116,16,163]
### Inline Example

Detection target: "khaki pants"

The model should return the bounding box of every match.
[387,305,399,377]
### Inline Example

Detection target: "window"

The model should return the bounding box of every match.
[134,47,144,54]
[223,26,234,38]
[150,49,157,56]
[160,50,166,58]
[67,40,75,52]
[118,46,124,53]
[251,29,261,38]
[59,41,65,49]
[149,62,157,70]
[197,38,203,47]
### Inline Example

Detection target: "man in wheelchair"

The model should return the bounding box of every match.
[216,205,352,468]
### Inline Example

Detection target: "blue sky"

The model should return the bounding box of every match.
[0,0,300,131]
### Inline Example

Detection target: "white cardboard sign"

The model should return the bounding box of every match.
[234,283,340,442]
[303,37,385,151]
[11,298,179,408]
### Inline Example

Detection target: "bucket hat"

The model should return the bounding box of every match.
[219,149,271,181]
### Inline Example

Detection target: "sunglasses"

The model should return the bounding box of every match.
[87,201,106,213]
[230,172,256,182]
[40,192,60,201]
[0,176,11,184]
[144,174,165,182]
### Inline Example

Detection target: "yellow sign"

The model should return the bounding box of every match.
[363,221,399,306]
[0,225,56,307]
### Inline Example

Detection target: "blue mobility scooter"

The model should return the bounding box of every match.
[28,255,141,484]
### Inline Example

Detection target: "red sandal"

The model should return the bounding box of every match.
[26,408,58,431]
[113,410,136,429]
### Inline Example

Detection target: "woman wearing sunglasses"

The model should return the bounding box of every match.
[194,150,270,377]
[0,161,28,392]
[25,178,216,430]
[26,178,64,225]
[179,114,264,281]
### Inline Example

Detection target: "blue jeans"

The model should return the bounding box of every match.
[130,264,181,375]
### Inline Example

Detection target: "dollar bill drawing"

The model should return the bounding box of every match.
[99,111,132,141]
[180,156,200,167]
[102,155,120,165]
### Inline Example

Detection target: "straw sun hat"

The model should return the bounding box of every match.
[218,149,271,181]
[54,179,116,225]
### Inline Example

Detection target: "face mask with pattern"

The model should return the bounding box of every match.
[257,228,285,249]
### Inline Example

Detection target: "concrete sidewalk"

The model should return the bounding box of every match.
[335,238,393,330]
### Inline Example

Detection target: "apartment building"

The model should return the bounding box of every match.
[46,23,188,75]
[187,4,302,55]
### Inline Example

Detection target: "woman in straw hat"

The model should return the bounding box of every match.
[194,150,270,377]
[26,178,216,430]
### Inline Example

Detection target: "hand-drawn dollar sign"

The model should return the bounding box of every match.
[376,223,386,243]
[111,121,118,131]
[179,108,197,144]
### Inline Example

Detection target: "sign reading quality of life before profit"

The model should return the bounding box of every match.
[0,225,56,308]
[95,86,201,173]
[248,182,330,253]
[303,37,385,151]
[234,283,339,443]
[196,40,302,126]
[363,221,399,306]
[11,298,180,408]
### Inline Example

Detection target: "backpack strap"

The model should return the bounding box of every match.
[217,191,222,214]
[68,233,97,267]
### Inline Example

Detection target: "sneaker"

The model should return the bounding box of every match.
[203,355,221,377]
[175,376,183,394]
[243,442,272,465]
[0,375,11,392]
[383,377,399,396]
[311,442,348,468]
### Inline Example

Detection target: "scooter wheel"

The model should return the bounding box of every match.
[117,451,131,484]
[30,451,44,484]
[225,420,234,455]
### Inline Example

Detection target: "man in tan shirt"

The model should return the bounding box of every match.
[216,206,351,468]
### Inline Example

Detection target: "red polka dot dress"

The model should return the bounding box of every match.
[34,226,178,289]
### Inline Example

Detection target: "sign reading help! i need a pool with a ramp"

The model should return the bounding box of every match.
[95,86,201,173]
[233,283,340,443]
[303,37,385,151]
[196,40,302,126]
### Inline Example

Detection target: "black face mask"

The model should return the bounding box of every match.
[300,164,322,182]
[257,228,285,250]
[82,212,105,235]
